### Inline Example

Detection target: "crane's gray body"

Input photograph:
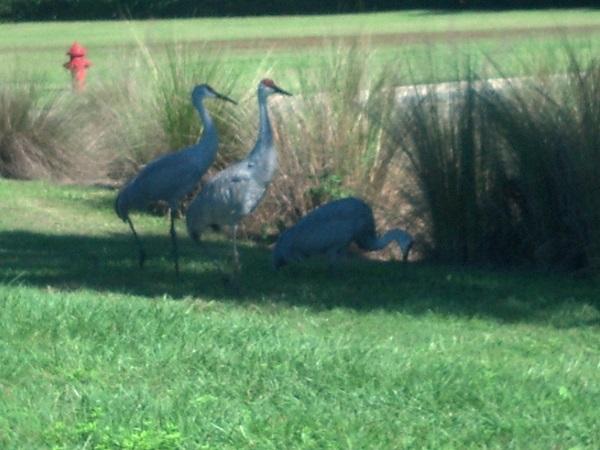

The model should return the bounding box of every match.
[186,81,285,240]
[115,136,217,218]
[273,197,414,268]
[115,86,219,219]
[185,146,275,232]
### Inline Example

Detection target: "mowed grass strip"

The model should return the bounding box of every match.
[1,286,599,449]
[3,10,600,49]
[1,179,600,448]
[4,9,600,88]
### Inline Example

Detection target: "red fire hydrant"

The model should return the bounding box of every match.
[63,42,91,92]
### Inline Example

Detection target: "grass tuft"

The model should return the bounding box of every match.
[0,81,74,180]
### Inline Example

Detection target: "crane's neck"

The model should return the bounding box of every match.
[367,231,395,251]
[248,91,273,160]
[195,97,218,150]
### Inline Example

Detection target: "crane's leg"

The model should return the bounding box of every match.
[326,246,347,276]
[401,240,414,262]
[232,225,240,273]
[223,224,241,295]
[189,226,222,268]
[169,209,180,277]
[126,217,146,268]
[327,249,338,275]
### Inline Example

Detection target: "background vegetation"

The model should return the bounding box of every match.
[1,0,596,21]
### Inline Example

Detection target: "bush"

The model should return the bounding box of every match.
[1,1,595,21]
[0,82,74,180]
[383,50,600,270]
[0,0,397,21]
[482,55,600,270]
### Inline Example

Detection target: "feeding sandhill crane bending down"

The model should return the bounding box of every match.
[186,79,292,269]
[272,197,414,269]
[115,84,236,275]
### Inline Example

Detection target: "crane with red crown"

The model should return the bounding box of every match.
[186,78,292,271]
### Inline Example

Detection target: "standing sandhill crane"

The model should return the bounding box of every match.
[186,79,292,269]
[272,197,414,269]
[115,84,236,276]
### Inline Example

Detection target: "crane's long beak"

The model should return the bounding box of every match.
[216,92,238,105]
[273,84,293,96]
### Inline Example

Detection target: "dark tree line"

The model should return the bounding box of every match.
[0,0,596,21]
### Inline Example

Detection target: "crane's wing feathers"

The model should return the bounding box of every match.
[277,197,376,259]
[208,161,252,187]
[230,174,250,183]
[139,146,210,179]
[118,146,211,212]
[189,160,268,228]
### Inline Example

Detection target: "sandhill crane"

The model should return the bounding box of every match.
[115,84,236,275]
[272,197,414,269]
[186,79,292,270]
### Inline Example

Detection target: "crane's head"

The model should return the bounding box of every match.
[259,79,293,97]
[192,84,237,107]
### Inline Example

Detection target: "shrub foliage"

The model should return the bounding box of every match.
[1,1,595,21]
[386,54,600,270]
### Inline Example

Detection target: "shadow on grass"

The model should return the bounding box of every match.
[1,230,598,327]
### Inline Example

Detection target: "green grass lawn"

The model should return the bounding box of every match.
[3,9,600,88]
[3,10,600,48]
[1,178,599,448]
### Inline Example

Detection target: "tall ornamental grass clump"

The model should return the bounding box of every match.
[0,82,77,180]
[384,64,502,264]
[482,55,600,270]
[384,52,600,270]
